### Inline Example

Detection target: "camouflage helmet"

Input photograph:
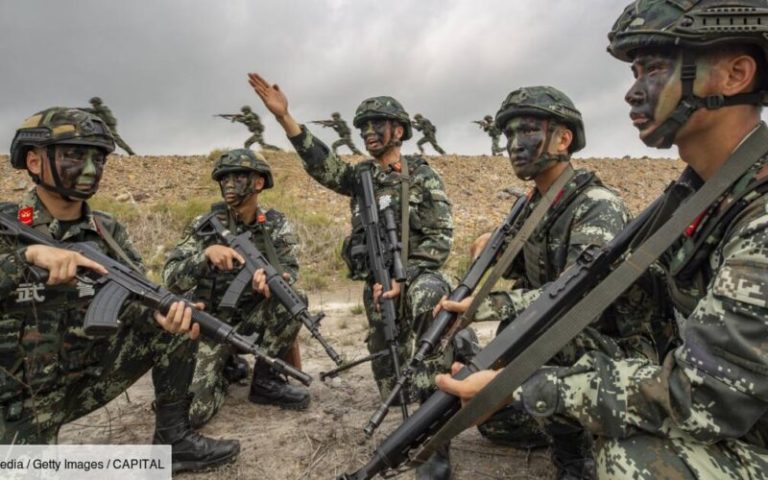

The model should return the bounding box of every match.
[352,96,412,140]
[90,97,102,105]
[10,107,115,169]
[608,0,768,63]
[495,86,586,153]
[211,148,273,189]
[241,105,252,113]
[484,115,493,122]
[332,112,341,118]
[414,113,423,120]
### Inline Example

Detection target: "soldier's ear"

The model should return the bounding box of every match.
[553,126,573,155]
[393,123,404,141]
[253,175,265,191]
[26,149,43,175]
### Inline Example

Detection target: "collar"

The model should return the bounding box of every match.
[19,190,100,239]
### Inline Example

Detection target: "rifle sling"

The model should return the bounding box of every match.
[413,122,768,465]
[92,216,143,273]
[400,156,410,270]
[456,166,575,330]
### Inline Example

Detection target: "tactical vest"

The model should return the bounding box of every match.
[341,157,427,280]
[664,158,768,317]
[191,203,284,322]
[520,170,603,287]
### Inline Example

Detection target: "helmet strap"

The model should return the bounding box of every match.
[519,120,568,181]
[644,50,768,149]
[33,146,92,201]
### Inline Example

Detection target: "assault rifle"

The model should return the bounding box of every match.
[338,195,662,480]
[309,120,334,127]
[319,163,410,419]
[362,193,529,436]
[195,213,344,366]
[213,114,241,120]
[471,120,486,127]
[0,212,312,387]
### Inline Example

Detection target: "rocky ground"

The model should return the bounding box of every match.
[0,151,684,479]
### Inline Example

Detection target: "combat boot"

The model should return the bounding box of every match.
[153,395,240,473]
[550,426,595,480]
[415,441,451,480]
[248,360,311,410]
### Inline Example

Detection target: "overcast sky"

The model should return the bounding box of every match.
[2,1,686,159]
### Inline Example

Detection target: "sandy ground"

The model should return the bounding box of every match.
[59,286,554,480]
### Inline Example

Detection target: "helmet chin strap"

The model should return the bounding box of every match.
[644,50,768,149]
[517,120,568,181]
[32,146,94,201]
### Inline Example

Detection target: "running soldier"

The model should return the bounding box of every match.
[86,97,135,155]
[474,114,504,156]
[311,112,363,155]
[233,106,280,151]
[412,114,447,155]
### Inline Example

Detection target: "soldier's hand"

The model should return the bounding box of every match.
[470,233,492,259]
[435,362,500,407]
[252,268,270,297]
[248,73,289,117]
[24,245,107,285]
[434,295,473,317]
[204,245,244,271]
[372,280,401,310]
[154,300,202,340]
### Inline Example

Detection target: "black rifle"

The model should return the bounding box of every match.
[213,114,240,120]
[318,164,409,419]
[0,212,312,387]
[362,193,529,436]
[471,120,485,127]
[338,196,661,480]
[195,213,344,366]
[309,120,334,127]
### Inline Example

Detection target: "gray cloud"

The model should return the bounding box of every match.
[0,1,701,159]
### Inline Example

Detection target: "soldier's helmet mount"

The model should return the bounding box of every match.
[211,148,274,189]
[352,96,412,140]
[495,86,586,153]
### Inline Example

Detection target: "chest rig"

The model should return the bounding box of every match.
[665,158,768,317]
[342,157,425,280]
[193,203,283,318]
[521,171,601,288]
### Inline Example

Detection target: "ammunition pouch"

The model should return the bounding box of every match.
[341,225,369,280]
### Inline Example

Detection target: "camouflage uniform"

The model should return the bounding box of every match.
[327,114,363,155]
[0,190,196,443]
[164,185,303,427]
[289,124,454,400]
[510,2,768,479]
[412,115,447,155]
[86,97,135,155]
[235,107,279,151]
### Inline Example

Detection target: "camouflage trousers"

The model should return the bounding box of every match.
[111,130,135,156]
[593,433,768,479]
[331,137,362,155]
[0,316,196,443]
[244,133,279,151]
[188,294,303,428]
[491,136,504,156]
[478,324,635,448]
[416,136,446,155]
[363,271,452,402]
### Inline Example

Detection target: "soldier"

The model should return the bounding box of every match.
[86,97,135,155]
[249,73,454,479]
[435,86,648,478]
[163,148,309,427]
[438,1,768,479]
[475,114,504,156]
[312,112,363,155]
[412,113,447,155]
[0,107,239,472]
[233,105,280,151]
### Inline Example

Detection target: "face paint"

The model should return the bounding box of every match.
[219,171,256,206]
[54,146,106,194]
[359,119,394,157]
[625,52,682,146]
[504,116,561,180]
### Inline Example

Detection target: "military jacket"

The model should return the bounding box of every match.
[521,135,768,447]
[414,118,436,136]
[239,113,264,133]
[331,119,351,138]
[163,204,300,323]
[0,190,145,403]
[289,126,453,282]
[477,168,631,323]
[88,105,117,127]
